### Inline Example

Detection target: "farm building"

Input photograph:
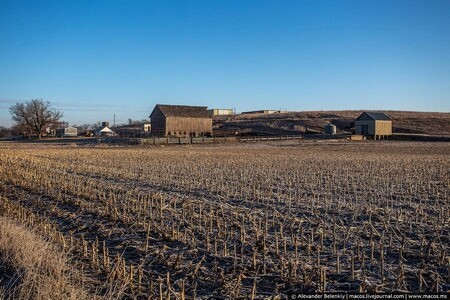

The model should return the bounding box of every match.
[241,109,281,115]
[149,104,212,137]
[208,108,235,116]
[324,123,337,135]
[354,112,392,139]
[94,122,116,137]
[56,126,77,137]
[116,123,151,137]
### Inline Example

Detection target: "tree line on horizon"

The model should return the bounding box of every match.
[1,99,150,139]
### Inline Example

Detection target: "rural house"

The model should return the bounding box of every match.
[149,104,212,137]
[354,112,392,139]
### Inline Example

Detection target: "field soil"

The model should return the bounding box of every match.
[0,141,448,298]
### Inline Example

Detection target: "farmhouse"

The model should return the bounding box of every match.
[354,112,392,139]
[149,104,212,137]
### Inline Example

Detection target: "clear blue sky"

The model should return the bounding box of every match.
[1,0,449,127]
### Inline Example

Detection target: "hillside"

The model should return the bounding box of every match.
[215,110,450,136]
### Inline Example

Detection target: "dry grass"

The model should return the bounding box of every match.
[0,215,85,300]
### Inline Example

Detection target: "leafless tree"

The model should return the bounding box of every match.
[9,99,63,138]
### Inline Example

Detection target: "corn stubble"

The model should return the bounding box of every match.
[0,142,448,298]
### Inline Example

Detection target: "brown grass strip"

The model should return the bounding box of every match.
[0,216,86,300]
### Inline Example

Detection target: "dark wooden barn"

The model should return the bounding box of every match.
[149,104,213,137]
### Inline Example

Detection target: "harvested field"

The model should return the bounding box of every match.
[0,141,448,298]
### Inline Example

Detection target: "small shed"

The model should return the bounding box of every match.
[56,126,77,137]
[324,123,337,135]
[149,104,212,137]
[354,112,392,140]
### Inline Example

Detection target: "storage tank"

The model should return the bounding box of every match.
[324,123,337,135]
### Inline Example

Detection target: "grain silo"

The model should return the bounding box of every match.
[324,123,337,135]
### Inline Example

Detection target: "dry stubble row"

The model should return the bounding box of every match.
[0,142,448,298]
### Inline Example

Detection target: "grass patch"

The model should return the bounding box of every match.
[0,216,85,300]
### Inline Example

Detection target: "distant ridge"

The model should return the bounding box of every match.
[215,110,450,136]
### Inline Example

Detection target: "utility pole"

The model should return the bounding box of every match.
[113,114,116,132]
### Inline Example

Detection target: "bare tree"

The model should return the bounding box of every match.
[9,99,63,138]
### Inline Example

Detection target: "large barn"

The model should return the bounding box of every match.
[354,112,392,139]
[149,104,213,137]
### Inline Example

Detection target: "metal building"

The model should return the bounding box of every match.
[354,112,392,140]
[149,104,213,137]
[241,110,281,115]
[56,126,77,137]
[208,108,235,116]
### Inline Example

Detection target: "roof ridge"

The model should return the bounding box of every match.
[152,104,211,118]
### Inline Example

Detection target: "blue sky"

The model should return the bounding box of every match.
[1,0,449,126]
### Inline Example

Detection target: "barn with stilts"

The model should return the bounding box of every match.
[354,112,392,140]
